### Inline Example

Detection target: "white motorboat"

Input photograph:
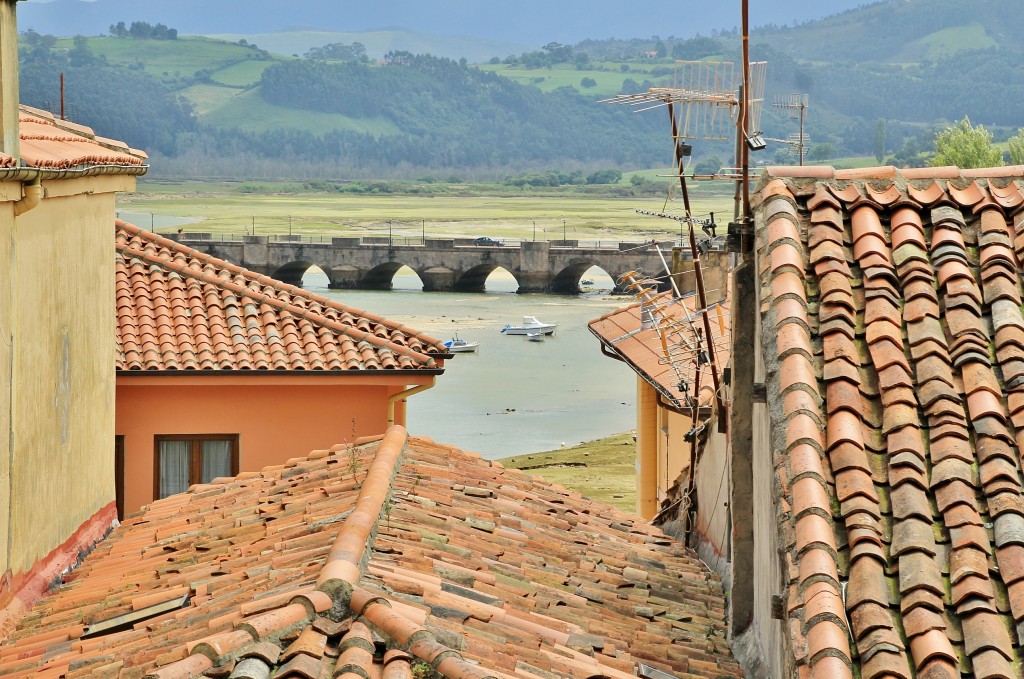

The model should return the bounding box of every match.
[444,335,479,353]
[501,316,557,336]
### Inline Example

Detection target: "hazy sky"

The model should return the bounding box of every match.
[20,0,877,45]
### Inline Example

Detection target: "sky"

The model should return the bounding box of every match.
[20,0,877,45]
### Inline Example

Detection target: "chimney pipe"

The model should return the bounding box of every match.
[0,1,21,163]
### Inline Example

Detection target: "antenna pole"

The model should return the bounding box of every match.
[741,0,752,247]
[667,102,692,217]
[798,99,805,165]
[60,72,64,120]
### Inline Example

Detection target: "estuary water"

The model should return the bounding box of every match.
[303,267,636,458]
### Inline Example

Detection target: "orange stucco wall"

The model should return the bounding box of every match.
[115,376,430,516]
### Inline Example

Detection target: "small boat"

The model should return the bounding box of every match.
[527,332,544,342]
[501,315,557,336]
[580,278,594,286]
[444,334,479,353]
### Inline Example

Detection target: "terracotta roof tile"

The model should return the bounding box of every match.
[0,427,741,678]
[5,106,147,172]
[588,291,730,409]
[115,221,447,372]
[756,165,1024,677]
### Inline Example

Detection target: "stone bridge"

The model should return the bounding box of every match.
[177,234,677,294]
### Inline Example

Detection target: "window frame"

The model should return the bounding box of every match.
[153,434,239,500]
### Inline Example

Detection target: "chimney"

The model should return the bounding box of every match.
[0,0,20,162]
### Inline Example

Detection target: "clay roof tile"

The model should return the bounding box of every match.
[115,221,446,373]
[756,165,1024,676]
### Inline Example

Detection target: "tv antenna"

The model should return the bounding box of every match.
[767,94,810,165]
[603,61,766,214]
[604,60,766,143]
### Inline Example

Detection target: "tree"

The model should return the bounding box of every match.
[586,169,622,184]
[874,119,886,163]
[930,117,1003,168]
[693,155,722,175]
[1008,129,1024,165]
[807,142,835,162]
[580,77,597,89]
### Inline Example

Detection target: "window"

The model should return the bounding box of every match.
[154,435,239,500]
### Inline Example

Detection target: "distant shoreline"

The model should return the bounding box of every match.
[497,430,637,513]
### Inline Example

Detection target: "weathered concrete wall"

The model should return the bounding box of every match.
[116,375,431,516]
[3,176,131,581]
[690,423,731,576]
[669,247,728,303]
[750,275,784,678]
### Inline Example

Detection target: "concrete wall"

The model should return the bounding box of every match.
[691,423,731,574]
[115,376,431,516]
[749,289,784,678]
[1,176,131,588]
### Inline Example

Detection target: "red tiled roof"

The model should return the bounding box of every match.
[0,106,148,171]
[756,165,1024,678]
[589,291,730,409]
[116,221,448,372]
[0,427,741,678]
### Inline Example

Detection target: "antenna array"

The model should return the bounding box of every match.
[603,60,766,143]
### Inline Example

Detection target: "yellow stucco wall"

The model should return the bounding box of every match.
[656,406,691,499]
[1,175,132,578]
[635,378,659,519]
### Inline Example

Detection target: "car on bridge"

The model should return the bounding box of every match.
[473,236,502,246]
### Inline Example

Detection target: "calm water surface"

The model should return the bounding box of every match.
[303,268,636,458]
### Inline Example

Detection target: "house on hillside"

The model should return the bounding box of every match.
[729,164,1024,676]
[0,426,745,678]
[0,98,147,630]
[114,221,448,517]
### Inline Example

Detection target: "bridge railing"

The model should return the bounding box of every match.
[173,232,690,250]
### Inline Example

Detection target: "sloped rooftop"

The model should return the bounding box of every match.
[0,427,741,678]
[756,164,1024,678]
[7,106,147,173]
[589,291,730,409]
[116,221,448,372]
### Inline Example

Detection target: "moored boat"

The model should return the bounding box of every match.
[501,316,557,336]
[444,334,479,353]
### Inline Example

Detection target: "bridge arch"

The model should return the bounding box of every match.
[550,261,609,294]
[455,264,522,293]
[361,262,410,290]
[272,260,320,287]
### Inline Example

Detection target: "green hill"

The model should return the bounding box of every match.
[21,0,1024,177]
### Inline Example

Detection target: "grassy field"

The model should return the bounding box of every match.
[199,88,400,135]
[120,179,738,242]
[58,36,265,84]
[479,62,672,97]
[498,432,637,513]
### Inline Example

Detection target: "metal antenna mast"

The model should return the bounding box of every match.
[767,94,810,165]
